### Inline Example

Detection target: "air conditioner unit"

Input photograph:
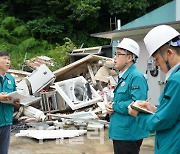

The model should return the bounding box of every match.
[17,64,56,96]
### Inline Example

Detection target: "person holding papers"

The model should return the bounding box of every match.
[0,51,19,154]
[128,25,180,154]
[106,38,149,154]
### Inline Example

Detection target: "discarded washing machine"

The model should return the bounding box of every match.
[54,76,102,110]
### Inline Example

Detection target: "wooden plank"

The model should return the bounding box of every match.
[53,55,113,81]
[87,64,96,85]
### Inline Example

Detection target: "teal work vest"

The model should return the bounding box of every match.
[0,74,16,127]
[109,64,149,140]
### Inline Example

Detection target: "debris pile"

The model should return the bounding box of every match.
[23,55,54,72]
[10,54,118,140]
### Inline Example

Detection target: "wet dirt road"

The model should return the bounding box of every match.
[9,129,154,154]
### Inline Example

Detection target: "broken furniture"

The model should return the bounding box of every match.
[24,55,54,71]
[53,54,113,82]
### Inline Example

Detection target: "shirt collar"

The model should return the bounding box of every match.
[118,64,134,79]
[0,73,6,79]
[165,63,180,81]
[118,68,128,78]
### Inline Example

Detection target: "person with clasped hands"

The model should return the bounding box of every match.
[106,38,149,154]
[128,25,180,154]
[0,51,20,154]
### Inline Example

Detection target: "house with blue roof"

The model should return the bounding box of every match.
[91,0,180,105]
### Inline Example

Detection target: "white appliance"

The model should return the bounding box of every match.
[54,76,102,110]
[17,64,56,96]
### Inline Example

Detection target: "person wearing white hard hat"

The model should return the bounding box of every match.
[128,25,180,154]
[106,38,149,154]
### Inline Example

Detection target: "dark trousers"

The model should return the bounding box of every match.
[113,139,143,154]
[0,125,11,154]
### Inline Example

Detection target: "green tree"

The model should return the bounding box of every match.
[0,0,172,47]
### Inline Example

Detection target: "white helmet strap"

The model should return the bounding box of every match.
[158,45,171,71]
[132,54,138,63]
[124,49,137,63]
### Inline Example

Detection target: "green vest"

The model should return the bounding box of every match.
[0,73,16,127]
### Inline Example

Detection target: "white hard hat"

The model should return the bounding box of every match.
[117,38,140,57]
[144,25,180,57]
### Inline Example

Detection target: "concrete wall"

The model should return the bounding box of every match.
[136,38,162,105]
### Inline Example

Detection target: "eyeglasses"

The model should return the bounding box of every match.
[114,52,129,57]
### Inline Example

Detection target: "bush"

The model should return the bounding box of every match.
[18,37,39,52]
[13,25,28,37]
[2,16,17,31]
[47,37,76,71]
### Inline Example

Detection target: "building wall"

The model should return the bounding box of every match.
[176,0,180,21]
[136,38,162,105]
